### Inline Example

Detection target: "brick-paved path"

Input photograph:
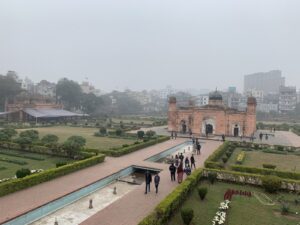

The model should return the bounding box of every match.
[0,139,221,225]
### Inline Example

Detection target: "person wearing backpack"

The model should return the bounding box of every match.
[154,173,160,194]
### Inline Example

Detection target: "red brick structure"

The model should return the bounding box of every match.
[168,91,257,137]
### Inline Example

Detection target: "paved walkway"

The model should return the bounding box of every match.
[0,139,221,225]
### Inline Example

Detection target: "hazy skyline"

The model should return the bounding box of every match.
[1,0,300,92]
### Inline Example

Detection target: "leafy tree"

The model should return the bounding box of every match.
[41,134,59,145]
[137,130,145,139]
[19,130,39,142]
[99,127,107,135]
[63,136,86,157]
[0,75,22,110]
[115,128,123,136]
[81,93,104,114]
[56,78,82,110]
[0,128,17,141]
[145,130,156,138]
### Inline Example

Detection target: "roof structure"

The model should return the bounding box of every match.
[23,108,86,118]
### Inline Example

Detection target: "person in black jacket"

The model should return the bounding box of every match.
[190,154,196,169]
[154,173,160,194]
[144,170,152,194]
[169,163,177,181]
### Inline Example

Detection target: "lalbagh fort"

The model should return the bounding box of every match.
[168,90,257,137]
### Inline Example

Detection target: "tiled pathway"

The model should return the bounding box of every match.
[0,139,221,225]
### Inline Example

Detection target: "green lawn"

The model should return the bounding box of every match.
[0,149,74,179]
[168,181,300,225]
[227,148,300,172]
[18,126,135,150]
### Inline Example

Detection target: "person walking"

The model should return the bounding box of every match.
[190,154,196,169]
[196,143,201,155]
[177,162,184,183]
[184,157,190,168]
[169,163,176,181]
[175,154,179,167]
[144,170,152,194]
[179,153,184,162]
[154,173,160,194]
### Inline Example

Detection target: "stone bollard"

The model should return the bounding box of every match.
[54,218,58,225]
[113,186,117,195]
[89,199,93,209]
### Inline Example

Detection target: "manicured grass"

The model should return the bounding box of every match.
[18,126,135,150]
[0,149,74,179]
[168,181,300,225]
[227,148,300,172]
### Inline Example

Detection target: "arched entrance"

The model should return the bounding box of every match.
[201,118,216,136]
[233,124,239,137]
[206,124,213,135]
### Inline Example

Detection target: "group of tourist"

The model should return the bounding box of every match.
[169,151,197,184]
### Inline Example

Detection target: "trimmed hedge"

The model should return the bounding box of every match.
[204,141,230,168]
[138,168,203,225]
[0,154,105,197]
[0,157,27,165]
[98,136,169,157]
[230,165,300,180]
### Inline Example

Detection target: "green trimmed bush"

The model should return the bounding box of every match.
[222,157,228,163]
[230,165,300,180]
[0,154,105,197]
[263,164,276,169]
[0,157,27,165]
[16,168,31,178]
[56,162,67,167]
[262,175,281,193]
[181,208,194,225]
[197,187,208,200]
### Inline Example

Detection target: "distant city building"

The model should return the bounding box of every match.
[228,86,237,93]
[194,95,209,106]
[244,70,285,94]
[256,103,278,113]
[245,89,264,103]
[297,90,300,104]
[279,86,297,113]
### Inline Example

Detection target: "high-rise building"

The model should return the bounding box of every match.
[244,70,285,94]
[279,86,297,113]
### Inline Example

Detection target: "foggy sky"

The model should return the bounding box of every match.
[1,0,300,92]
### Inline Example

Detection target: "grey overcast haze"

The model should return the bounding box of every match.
[0,0,300,92]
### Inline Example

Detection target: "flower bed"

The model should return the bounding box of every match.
[236,151,245,164]
[212,200,230,225]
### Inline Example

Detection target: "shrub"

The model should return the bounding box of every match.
[116,129,123,136]
[236,151,245,164]
[197,187,208,200]
[281,202,290,215]
[222,157,228,163]
[122,144,129,148]
[146,130,156,137]
[276,145,284,151]
[56,162,67,168]
[208,172,217,184]
[137,130,145,139]
[181,208,194,225]
[16,168,31,178]
[225,151,231,158]
[41,134,59,145]
[262,175,281,193]
[263,164,276,170]
[99,127,107,135]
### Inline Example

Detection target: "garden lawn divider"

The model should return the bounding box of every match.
[0,154,105,197]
